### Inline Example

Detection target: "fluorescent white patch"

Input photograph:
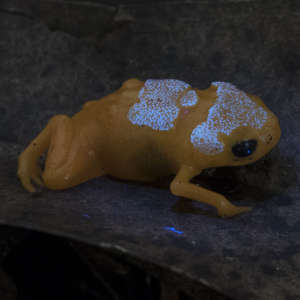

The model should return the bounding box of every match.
[128,79,190,130]
[191,124,224,154]
[180,90,198,107]
[191,82,268,155]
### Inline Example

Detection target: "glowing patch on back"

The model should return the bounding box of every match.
[180,90,198,107]
[191,82,268,155]
[128,79,190,130]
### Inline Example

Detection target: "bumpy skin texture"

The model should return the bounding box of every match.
[17,79,281,217]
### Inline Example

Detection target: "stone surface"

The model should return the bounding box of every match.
[0,1,300,299]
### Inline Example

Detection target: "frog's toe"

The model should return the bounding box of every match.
[19,173,36,193]
[218,205,252,218]
[32,174,45,187]
[18,163,44,192]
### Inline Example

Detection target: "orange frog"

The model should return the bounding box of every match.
[17,79,281,217]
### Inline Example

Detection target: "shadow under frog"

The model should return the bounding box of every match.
[17,79,281,217]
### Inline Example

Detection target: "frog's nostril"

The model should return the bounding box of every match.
[267,134,273,144]
[232,139,257,157]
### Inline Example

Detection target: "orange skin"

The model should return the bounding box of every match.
[17,79,281,217]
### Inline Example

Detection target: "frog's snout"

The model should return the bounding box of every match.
[264,113,281,148]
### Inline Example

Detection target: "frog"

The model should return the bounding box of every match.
[17,79,281,217]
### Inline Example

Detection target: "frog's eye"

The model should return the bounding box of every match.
[232,139,257,157]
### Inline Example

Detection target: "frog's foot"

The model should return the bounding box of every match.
[217,202,252,218]
[17,114,66,193]
[18,154,45,193]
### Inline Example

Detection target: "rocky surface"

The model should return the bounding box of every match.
[0,1,300,299]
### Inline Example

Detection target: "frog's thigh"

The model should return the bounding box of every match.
[42,115,103,190]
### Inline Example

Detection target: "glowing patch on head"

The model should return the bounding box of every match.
[180,90,198,107]
[191,82,268,155]
[128,79,190,130]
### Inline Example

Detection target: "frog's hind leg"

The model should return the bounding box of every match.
[42,116,105,190]
[18,115,55,192]
[18,114,104,192]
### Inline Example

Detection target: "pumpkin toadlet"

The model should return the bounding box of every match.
[17,79,281,217]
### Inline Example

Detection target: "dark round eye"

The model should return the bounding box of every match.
[232,139,257,157]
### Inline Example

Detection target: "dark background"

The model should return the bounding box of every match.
[0,0,300,299]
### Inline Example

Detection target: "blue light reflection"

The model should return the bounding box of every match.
[164,226,183,235]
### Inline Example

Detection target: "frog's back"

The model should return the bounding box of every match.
[93,78,198,180]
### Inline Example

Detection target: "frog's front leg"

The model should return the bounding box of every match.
[170,165,251,217]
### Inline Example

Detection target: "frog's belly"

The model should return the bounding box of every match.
[101,140,175,182]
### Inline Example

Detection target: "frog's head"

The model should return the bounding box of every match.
[221,112,281,166]
[190,82,281,167]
